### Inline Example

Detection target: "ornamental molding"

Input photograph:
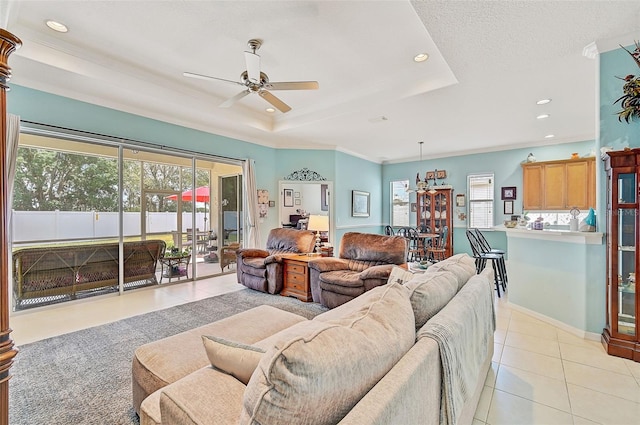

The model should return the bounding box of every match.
[283,168,326,181]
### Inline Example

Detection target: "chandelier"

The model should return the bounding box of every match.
[407,141,437,194]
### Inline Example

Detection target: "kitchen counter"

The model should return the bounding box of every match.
[497,225,605,336]
[494,225,603,245]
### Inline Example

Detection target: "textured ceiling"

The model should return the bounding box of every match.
[4,1,640,163]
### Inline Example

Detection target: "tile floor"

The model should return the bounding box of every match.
[9,275,640,424]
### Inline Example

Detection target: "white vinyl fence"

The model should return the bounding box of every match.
[12,210,210,243]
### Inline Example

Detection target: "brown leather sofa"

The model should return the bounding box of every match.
[236,228,316,294]
[308,232,407,308]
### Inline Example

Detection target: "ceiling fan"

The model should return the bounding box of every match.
[183,39,319,113]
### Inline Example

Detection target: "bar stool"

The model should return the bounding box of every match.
[473,228,508,287]
[466,230,507,297]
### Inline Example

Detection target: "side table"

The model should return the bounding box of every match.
[281,254,315,302]
[159,254,191,283]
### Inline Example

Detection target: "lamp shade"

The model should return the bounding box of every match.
[307,215,329,232]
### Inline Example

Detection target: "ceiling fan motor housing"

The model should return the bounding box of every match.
[240,70,269,91]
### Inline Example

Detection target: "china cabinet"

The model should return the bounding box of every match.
[416,187,453,258]
[602,148,640,362]
[522,157,595,211]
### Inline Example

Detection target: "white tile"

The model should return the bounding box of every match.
[484,362,499,388]
[560,342,632,375]
[504,330,561,358]
[500,346,565,380]
[494,328,506,344]
[496,315,510,331]
[508,317,558,340]
[557,328,605,352]
[563,360,640,403]
[474,385,493,422]
[493,342,504,363]
[571,416,601,425]
[495,364,571,412]
[567,383,640,425]
[486,389,574,425]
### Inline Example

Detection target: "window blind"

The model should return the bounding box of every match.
[468,173,494,229]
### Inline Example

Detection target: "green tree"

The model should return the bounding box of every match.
[13,148,118,211]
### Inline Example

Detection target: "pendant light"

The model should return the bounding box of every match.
[407,141,429,193]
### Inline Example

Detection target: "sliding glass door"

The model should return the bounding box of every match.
[11,129,243,310]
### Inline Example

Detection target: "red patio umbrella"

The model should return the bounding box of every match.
[166,186,211,231]
[165,186,210,202]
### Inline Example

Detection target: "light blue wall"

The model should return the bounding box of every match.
[334,151,383,242]
[382,140,595,256]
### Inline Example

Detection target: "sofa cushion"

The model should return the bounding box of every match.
[202,336,265,385]
[425,254,476,290]
[404,270,459,330]
[240,282,415,425]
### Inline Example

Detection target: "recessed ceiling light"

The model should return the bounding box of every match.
[46,20,68,33]
[544,134,555,139]
[265,107,275,113]
[536,114,550,119]
[413,53,429,63]
[536,98,551,105]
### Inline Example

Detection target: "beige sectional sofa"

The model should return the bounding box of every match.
[132,253,495,425]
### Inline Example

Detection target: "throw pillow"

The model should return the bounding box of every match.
[404,270,459,330]
[240,282,415,425]
[387,265,415,285]
[202,335,265,385]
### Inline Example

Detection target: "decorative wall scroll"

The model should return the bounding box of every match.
[283,168,327,181]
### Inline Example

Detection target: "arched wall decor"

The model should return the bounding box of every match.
[283,168,326,181]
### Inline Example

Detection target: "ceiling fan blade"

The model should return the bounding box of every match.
[259,90,292,113]
[220,90,251,108]
[244,51,261,84]
[183,72,243,86]
[266,81,319,90]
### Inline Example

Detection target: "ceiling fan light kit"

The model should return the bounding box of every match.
[184,39,318,113]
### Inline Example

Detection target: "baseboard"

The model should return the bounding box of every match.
[507,302,601,341]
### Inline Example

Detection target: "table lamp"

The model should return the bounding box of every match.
[307,214,329,254]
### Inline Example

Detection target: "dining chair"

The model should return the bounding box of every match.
[384,225,395,236]
[396,227,422,262]
[426,226,448,262]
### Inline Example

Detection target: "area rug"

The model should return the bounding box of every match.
[8,288,328,425]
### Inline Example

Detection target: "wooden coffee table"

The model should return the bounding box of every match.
[281,254,316,302]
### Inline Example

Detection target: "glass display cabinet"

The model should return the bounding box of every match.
[603,148,640,361]
[416,187,453,258]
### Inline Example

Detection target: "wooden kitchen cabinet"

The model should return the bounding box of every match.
[522,157,595,210]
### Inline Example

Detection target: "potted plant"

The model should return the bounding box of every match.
[614,41,640,123]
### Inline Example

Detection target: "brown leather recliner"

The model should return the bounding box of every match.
[308,232,408,308]
[236,228,316,294]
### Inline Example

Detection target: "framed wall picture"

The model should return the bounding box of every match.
[501,186,516,200]
[504,200,514,215]
[268,200,275,208]
[295,199,301,206]
[352,190,370,217]
[283,189,294,207]
[436,169,447,179]
[294,191,301,198]
[411,202,417,212]
[456,194,465,207]
[426,171,436,180]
